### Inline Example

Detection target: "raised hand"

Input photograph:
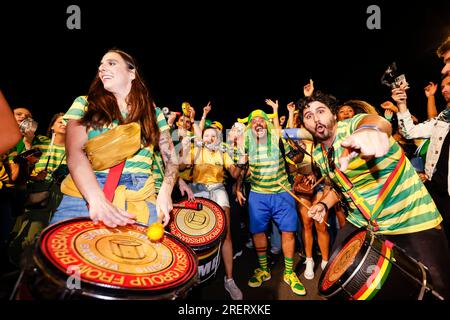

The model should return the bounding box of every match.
[287,102,296,113]
[303,79,314,97]
[391,88,408,106]
[203,101,212,117]
[265,99,279,111]
[424,82,438,98]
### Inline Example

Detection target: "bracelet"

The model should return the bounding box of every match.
[353,124,381,134]
[317,201,329,213]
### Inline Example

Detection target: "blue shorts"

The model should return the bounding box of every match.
[50,173,157,226]
[248,191,298,234]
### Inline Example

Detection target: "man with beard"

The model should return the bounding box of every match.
[297,91,450,299]
[236,109,306,296]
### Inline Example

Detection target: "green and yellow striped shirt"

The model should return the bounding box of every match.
[32,142,66,181]
[246,137,292,194]
[313,114,442,235]
[63,96,170,180]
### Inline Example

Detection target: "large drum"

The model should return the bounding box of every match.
[169,197,226,284]
[318,228,439,300]
[17,217,198,300]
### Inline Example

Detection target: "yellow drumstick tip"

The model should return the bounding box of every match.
[147,222,165,242]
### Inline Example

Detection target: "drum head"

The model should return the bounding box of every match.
[169,197,226,251]
[319,229,367,296]
[35,218,198,300]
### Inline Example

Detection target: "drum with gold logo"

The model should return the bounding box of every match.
[169,197,226,283]
[17,217,198,300]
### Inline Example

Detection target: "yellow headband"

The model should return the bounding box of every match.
[237,109,276,124]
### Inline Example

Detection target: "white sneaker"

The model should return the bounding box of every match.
[233,250,243,260]
[321,260,328,270]
[304,258,315,280]
[270,247,281,255]
[224,277,243,300]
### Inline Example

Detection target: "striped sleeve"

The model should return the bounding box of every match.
[155,107,170,132]
[64,96,88,121]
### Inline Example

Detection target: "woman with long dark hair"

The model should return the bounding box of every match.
[50,49,178,228]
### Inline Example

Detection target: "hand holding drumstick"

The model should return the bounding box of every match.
[278,181,330,227]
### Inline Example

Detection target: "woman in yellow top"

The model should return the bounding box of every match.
[181,116,243,300]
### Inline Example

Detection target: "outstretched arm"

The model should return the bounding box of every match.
[338,114,392,171]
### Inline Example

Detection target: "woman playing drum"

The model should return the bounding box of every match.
[50,49,178,228]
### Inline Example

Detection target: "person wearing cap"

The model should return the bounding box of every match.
[236,109,306,296]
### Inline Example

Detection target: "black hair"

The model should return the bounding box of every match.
[296,91,340,126]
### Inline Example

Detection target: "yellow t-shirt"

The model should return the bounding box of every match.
[192,147,234,184]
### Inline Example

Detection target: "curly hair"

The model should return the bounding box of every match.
[339,100,379,116]
[296,91,340,126]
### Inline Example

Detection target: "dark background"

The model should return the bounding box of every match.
[0,0,449,134]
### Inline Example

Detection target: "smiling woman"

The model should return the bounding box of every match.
[49,49,178,229]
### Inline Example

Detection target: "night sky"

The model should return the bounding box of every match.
[1,0,449,134]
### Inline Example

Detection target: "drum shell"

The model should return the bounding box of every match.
[319,229,432,300]
[194,242,222,283]
[169,197,226,283]
[17,218,199,300]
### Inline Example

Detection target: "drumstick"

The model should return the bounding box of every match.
[173,201,203,211]
[278,182,330,227]
[309,175,326,190]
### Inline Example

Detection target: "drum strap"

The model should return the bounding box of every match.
[322,144,406,231]
[102,161,126,202]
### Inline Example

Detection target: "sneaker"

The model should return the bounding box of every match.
[248,268,271,288]
[224,277,243,300]
[245,239,254,249]
[321,260,328,270]
[304,258,315,280]
[270,247,281,255]
[284,272,306,296]
[233,250,243,260]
